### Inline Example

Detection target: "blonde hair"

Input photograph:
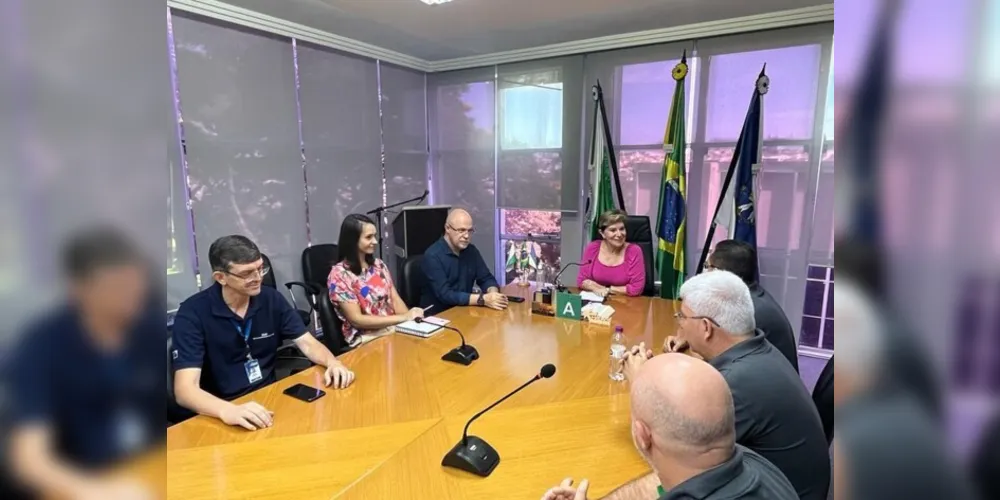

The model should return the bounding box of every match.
[598,209,627,231]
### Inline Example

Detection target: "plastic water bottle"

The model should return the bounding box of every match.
[609,325,626,381]
[535,267,547,288]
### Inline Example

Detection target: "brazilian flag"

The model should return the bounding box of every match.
[655,54,688,299]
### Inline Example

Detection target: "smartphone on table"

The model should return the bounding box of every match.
[283,383,326,402]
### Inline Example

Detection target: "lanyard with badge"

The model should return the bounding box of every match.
[232,318,262,384]
[103,347,148,454]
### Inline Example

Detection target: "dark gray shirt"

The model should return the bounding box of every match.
[748,284,798,372]
[659,445,798,500]
[839,391,972,500]
[709,330,830,500]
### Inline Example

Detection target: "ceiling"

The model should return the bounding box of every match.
[219,0,829,61]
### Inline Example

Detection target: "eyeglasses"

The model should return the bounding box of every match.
[447,225,476,235]
[226,265,270,281]
[674,311,720,327]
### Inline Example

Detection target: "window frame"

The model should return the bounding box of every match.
[495,66,568,283]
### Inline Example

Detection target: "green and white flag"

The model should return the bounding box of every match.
[587,83,622,240]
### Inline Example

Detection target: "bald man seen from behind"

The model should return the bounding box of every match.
[540,354,797,500]
[419,208,507,314]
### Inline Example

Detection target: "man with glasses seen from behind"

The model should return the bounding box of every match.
[172,235,354,431]
[420,208,507,314]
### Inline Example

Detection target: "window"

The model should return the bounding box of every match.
[704,45,820,142]
[692,145,813,253]
[497,67,567,281]
[428,73,498,271]
[615,58,694,222]
[679,38,828,347]
[498,68,563,210]
[799,265,834,350]
[499,70,563,150]
[172,12,310,302]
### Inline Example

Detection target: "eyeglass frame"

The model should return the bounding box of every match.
[673,310,721,327]
[223,265,271,281]
[446,224,476,236]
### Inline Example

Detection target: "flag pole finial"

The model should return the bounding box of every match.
[681,49,687,64]
[593,80,603,101]
[758,63,767,77]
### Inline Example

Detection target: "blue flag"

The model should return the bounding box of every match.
[697,66,767,276]
[732,90,762,249]
[848,2,891,244]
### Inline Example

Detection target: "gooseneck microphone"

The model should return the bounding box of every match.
[441,364,557,476]
[553,260,592,290]
[416,318,479,365]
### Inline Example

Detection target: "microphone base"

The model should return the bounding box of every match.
[555,284,569,292]
[442,344,479,365]
[441,435,500,477]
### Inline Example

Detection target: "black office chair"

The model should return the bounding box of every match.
[812,355,834,444]
[258,253,318,377]
[300,244,350,356]
[260,253,311,328]
[621,215,656,297]
[400,254,425,308]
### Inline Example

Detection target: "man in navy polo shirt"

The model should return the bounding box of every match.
[6,228,163,499]
[172,235,354,431]
[419,208,507,314]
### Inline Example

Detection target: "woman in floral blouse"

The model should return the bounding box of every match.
[328,213,424,346]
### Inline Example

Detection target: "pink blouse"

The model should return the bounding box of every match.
[576,240,645,296]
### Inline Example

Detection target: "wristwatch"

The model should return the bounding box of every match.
[477,294,485,307]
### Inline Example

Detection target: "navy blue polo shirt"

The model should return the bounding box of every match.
[171,283,308,400]
[6,306,164,469]
[419,238,499,313]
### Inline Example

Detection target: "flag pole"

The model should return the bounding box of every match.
[586,84,600,218]
[595,81,626,211]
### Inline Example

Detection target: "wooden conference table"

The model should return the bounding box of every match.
[167,286,683,499]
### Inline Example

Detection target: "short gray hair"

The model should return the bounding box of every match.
[679,271,755,335]
[834,278,885,385]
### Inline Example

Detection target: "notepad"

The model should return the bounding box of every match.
[421,316,450,326]
[395,320,443,338]
[579,291,606,303]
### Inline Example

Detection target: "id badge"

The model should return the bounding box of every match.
[116,408,147,454]
[245,358,263,384]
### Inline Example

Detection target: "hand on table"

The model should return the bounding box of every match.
[483,292,508,310]
[323,361,355,389]
[405,307,425,321]
[623,342,654,382]
[219,401,273,430]
[541,478,590,500]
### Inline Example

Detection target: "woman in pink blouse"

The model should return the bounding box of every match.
[577,209,646,297]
